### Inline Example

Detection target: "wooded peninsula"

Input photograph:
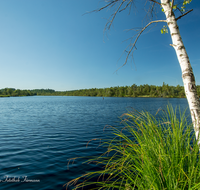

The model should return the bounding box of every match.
[1,83,200,98]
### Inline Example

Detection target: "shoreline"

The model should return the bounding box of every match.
[0,95,186,98]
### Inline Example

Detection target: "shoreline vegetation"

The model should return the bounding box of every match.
[66,105,200,189]
[1,83,200,98]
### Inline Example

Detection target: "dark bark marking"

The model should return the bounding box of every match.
[182,67,195,83]
[167,21,173,25]
[175,25,179,30]
[188,83,196,92]
[178,46,184,50]
[171,33,178,36]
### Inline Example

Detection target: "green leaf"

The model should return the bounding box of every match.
[161,25,168,34]
[181,0,192,12]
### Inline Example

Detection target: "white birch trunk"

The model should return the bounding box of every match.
[160,0,200,145]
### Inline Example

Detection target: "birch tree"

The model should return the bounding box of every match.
[161,0,200,146]
[94,0,200,145]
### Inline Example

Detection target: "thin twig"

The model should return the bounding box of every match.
[176,9,193,21]
[144,0,157,22]
[106,1,125,30]
[82,0,119,16]
[115,19,167,72]
[149,0,161,5]
[119,0,132,12]
[176,7,184,14]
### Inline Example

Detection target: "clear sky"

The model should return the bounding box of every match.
[0,0,199,91]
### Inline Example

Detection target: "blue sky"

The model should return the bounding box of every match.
[0,0,199,91]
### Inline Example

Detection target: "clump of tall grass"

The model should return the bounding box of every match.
[66,105,200,190]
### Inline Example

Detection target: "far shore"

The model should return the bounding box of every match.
[0,94,187,99]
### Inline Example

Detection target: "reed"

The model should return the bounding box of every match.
[66,105,200,190]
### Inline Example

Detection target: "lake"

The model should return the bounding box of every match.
[0,96,190,190]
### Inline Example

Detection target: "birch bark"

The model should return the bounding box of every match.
[160,0,200,144]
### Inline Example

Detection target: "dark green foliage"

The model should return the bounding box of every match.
[31,89,56,96]
[0,88,35,97]
[2,84,200,98]
[60,84,200,98]
[0,88,56,97]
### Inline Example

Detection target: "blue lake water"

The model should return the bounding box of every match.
[0,96,190,190]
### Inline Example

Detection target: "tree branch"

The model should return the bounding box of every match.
[176,9,193,21]
[119,0,133,12]
[176,7,184,15]
[148,0,161,5]
[143,0,157,22]
[115,19,167,72]
[82,0,120,15]
[170,0,174,16]
[106,1,125,30]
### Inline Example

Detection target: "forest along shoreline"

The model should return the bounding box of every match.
[1,82,200,98]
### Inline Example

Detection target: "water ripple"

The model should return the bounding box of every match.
[0,96,189,189]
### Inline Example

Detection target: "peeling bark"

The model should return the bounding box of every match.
[160,0,200,145]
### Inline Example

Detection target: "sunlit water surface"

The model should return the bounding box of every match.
[0,96,189,190]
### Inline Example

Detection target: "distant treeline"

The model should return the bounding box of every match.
[61,83,200,98]
[0,88,35,97]
[1,83,200,98]
[0,88,57,97]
